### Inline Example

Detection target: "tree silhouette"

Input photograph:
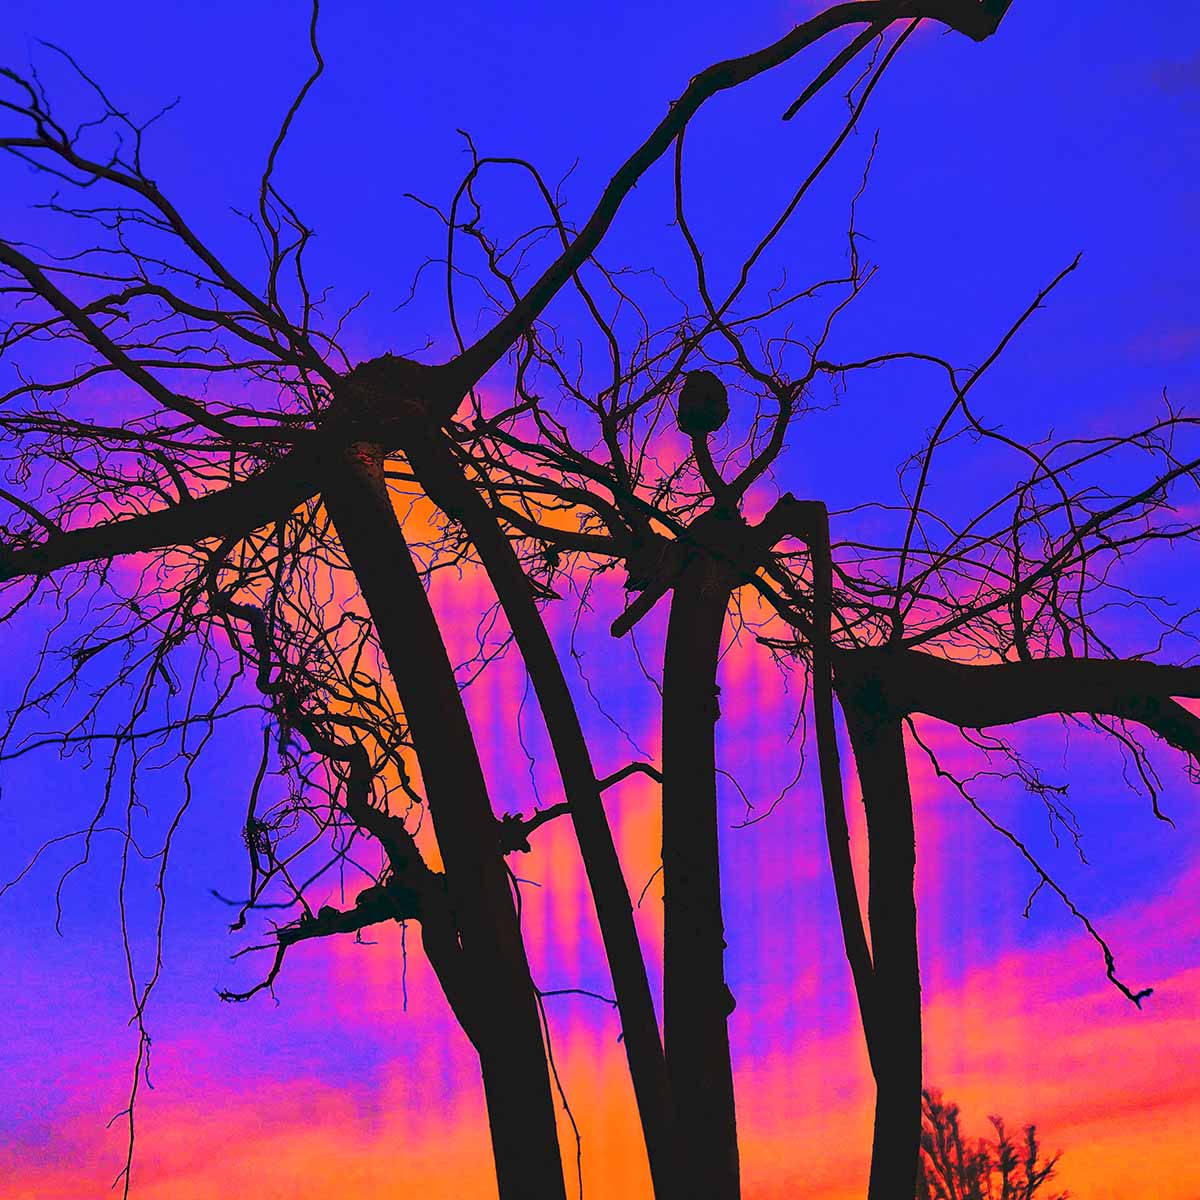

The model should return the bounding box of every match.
[918,1089,1067,1200]
[424,66,1200,1200]
[423,49,1200,1200]
[2,2,1194,1199]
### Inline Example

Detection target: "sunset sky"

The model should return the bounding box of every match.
[1,2,1198,1198]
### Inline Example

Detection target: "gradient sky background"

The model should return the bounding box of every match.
[1,2,1198,1197]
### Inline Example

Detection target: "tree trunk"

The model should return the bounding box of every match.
[323,441,566,1200]
[661,551,739,1199]
[401,424,677,1197]
[801,503,879,1050]
[843,707,922,1200]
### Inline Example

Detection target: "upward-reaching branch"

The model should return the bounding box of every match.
[448,0,1014,394]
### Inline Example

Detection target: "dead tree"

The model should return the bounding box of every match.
[0,3,1024,1196]
[430,74,1199,1200]
[428,35,906,1191]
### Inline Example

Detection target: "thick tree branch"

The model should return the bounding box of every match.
[836,648,1200,759]
[0,451,319,582]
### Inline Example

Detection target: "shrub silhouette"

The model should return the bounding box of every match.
[918,1088,1067,1200]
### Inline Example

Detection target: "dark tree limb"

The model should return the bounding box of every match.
[843,709,923,1200]
[837,648,1200,759]
[448,0,1016,394]
[784,499,881,1061]
[498,762,663,852]
[397,423,676,1198]
[217,883,421,1003]
[321,441,567,1200]
[661,547,742,1200]
[0,451,320,582]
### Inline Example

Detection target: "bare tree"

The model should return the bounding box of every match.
[29,4,1198,1200]
[422,42,1200,1200]
[918,1089,1067,1200]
